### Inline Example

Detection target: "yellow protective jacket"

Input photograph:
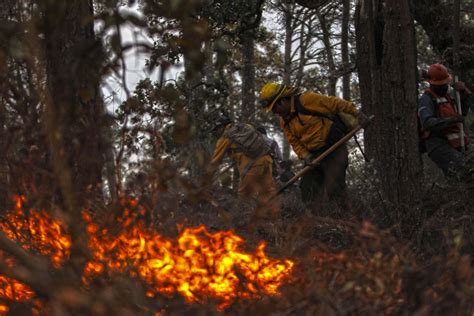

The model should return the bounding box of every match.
[280,92,358,159]
[211,124,278,215]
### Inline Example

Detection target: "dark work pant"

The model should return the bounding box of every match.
[300,144,349,203]
[425,136,464,177]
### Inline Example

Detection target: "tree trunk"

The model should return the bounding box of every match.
[452,0,461,72]
[318,12,337,96]
[0,0,14,209]
[103,117,118,202]
[0,98,6,210]
[355,0,382,160]
[341,0,351,100]
[41,0,104,276]
[184,55,205,179]
[295,13,307,87]
[283,2,293,87]
[239,0,265,124]
[295,10,314,88]
[43,0,105,202]
[282,1,294,160]
[240,32,256,122]
[356,0,422,213]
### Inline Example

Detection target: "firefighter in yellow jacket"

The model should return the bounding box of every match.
[211,115,278,216]
[259,82,366,204]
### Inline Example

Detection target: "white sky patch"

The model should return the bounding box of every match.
[101,5,158,113]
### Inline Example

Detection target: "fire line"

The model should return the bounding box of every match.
[0,196,294,313]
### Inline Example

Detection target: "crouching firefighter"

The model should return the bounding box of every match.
[256,126,284,180]
[210,115,279,216]
[258,82,370,205]
[418,63,473,178]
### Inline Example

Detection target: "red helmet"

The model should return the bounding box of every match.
[426,63,452,85]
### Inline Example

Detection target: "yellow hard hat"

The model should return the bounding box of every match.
[258,82,299,112]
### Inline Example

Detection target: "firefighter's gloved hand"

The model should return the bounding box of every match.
[357,111,371,127]
[454,81,467,92]
[454,81,472,95]
[303,153,316,166]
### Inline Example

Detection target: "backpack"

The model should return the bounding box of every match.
[294,96,349,131]
[224,123,271,159]
[417,90,469,152]
[292,96,350,145]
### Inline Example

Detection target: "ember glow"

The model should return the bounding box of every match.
[0,196,294,312]
[0,196,71,314]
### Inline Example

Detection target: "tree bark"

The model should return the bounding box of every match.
[295,9,316,88]
[239,0,265,124]
[355,0,383,160]
[184,54,205,178]
[40,0,104,277]
[103,116,118,202]
[341,0,351,100]
[282,1,294,160]
[356,0,422,212]
[0,98,6,210]
[241,32,256,122]
[452,0,461,71]
[318,12,337,96]
[283,1,293,87]
[0,0,15,209]
[42,0,105,202]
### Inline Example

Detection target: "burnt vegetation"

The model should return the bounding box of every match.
[0,0,474,315]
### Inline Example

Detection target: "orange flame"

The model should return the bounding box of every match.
[0,196,71,314]
[0,196,294,312]
[0,195,71,267]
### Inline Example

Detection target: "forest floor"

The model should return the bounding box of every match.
[1,162,473,315]
[144,168,474,315]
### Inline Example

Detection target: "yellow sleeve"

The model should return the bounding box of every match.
[211,136,232,165]
[280,119,310,160]
[302,92,358,115]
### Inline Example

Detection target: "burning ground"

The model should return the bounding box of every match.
[0,196,294,314]
[0,193,473,315]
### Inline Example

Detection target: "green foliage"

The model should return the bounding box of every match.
[416,23,439,71]
[116,79,183,161]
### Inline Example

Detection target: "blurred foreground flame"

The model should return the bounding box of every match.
[0,196,293,313]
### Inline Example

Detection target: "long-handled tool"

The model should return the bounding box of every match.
[454,75,465,153]
[269,115,374,199]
